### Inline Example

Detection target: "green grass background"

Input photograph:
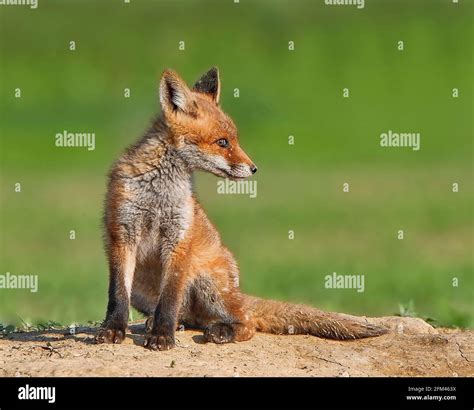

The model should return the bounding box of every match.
[0,0,472,328]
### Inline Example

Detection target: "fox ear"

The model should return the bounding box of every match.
[159,69,196,116]
[193,67,220,104]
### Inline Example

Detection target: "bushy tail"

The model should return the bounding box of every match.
[243,295,388,340]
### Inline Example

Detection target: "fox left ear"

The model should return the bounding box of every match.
[159,69,197,117]
[193,67,220,104]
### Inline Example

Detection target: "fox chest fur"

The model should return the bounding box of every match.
[105,142,194,275]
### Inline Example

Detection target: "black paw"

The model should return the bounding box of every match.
[145,316,154,333]
[144,333,175,351]
[204,323,235,344]
[96,327,126,344]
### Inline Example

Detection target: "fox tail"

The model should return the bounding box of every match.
[243,295,387,340]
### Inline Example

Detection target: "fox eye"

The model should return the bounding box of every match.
[216,138,229,148]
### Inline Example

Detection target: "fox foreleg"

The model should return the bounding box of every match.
[144,233,191,351]
[96,244,136,344]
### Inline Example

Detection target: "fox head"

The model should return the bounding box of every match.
[159,67,257,179]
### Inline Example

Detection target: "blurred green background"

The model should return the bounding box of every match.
[0,0,472,328]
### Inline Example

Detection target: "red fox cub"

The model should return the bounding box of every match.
[96,67,387,350]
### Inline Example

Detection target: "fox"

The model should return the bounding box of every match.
[96,67,388,350]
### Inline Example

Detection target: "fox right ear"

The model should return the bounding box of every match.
[159,69,196,116]
[193,67,220,104]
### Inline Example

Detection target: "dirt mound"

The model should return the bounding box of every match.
[0,317,472,377]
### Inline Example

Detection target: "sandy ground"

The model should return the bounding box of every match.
[0,317,473,377]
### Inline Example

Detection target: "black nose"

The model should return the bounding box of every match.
[250,165,258,174]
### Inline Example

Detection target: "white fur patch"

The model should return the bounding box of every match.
[210,154,231,172]
[232,163,252,178]
[123,251,137,298]
[178,198,194,241]
[171,90,187,111]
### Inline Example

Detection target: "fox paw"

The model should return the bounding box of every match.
[144,333,175,351]
[96,327,126,344]
[145,316,154,333]
[204,323,235,344]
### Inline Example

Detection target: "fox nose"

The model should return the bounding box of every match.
[250,165,258,174]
